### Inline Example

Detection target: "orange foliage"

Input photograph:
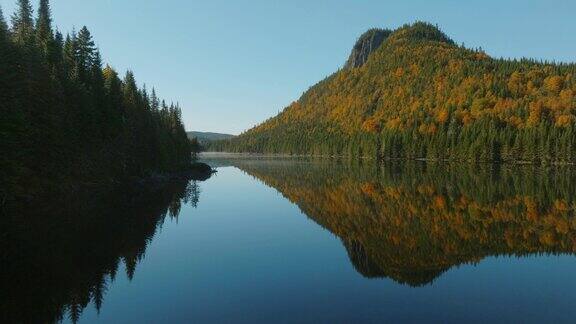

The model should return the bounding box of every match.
[436,108,449,123]
[544,76,564,94]
[555,115,573,127]
[527,101,543,126]
[234,23,576,152]
[362,118,381,133]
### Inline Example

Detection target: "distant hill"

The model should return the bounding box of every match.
[211,22,576,163]
[187,131,235,146]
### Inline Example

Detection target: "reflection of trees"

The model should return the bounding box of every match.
[232,160,576,286]
[0,180,201,323]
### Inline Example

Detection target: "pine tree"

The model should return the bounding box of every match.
[0,5,26,201]
[0,6,8,35]
[52,29,63,68]
[122,71,139,111]
[103,65,124,139]
[75,26,95,86]
[141,84,150,109]
[36,0,56,62]
[11,0,34,44]
[63,33,77,80]
[90,50,105,141]
[150,88,160,111]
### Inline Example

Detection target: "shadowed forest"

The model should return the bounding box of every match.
[0,0,191,206]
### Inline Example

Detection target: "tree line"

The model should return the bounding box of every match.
[0,0,192,204]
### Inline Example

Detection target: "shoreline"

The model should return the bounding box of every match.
[200,152,576,166]
[2,162,215,213]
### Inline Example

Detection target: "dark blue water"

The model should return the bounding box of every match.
[3,159,576,323]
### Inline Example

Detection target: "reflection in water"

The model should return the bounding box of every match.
[0,180,201,323]
[214,159,576,287]
[3,158,576,322]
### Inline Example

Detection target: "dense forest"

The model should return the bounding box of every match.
[0,0,192,205]
[211,22,576,163]
[223,159,576,286]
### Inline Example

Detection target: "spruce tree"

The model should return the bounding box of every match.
[122,71,139,111]
[91,50,105,141]
[36,0,55,61]
[11,0,34,44]
[141,84,150,109]
[1,5,29,202]
[36,0,52,33]
[52,30,63,68]
[62,33,77,79]
[0,5,19,134]
[0,6,9,40]
[75,26,95,86]
[103,65,124,139]
[150,88,160,111]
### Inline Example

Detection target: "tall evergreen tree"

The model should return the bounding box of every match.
[150,88,160,111]
[0,6,8,34]
[11,0,34,44]
[1,5,29,203]
[90,50,105,141]
[35,0,56,62]
[75,26,95,86]
[0,4,21,166]
[62,33,78,79]
[102,65,124,139]
[122,70,139,111]
[52,29,63,68]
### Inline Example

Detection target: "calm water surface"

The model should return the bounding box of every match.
[2,158,576,323]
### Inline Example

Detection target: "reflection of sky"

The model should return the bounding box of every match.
[75,166,576,323]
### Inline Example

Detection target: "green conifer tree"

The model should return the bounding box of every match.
[35,0,56,63]
[11,0,34,44]
[75,26,95,86]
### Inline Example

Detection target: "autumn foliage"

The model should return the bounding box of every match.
[212,22,576,163]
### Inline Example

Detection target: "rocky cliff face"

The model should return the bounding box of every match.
[344,28,391,69]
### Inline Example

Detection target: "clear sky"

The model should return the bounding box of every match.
[1,0,575,134]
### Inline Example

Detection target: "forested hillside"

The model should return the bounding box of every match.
[187,131,234,146]
[0,0,191,204]
[211,22,576,163]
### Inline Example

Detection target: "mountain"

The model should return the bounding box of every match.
[187,131,235,146]
[211,22,576,163]
[344,28,391,69]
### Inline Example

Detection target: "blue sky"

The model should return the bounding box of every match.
[1,0,575,134]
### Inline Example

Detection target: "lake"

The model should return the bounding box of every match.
[2,157,576,323]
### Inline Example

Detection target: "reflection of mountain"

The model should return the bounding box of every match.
[343,239,447,286]
[0,180,201,323]
[225,159,576,286]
